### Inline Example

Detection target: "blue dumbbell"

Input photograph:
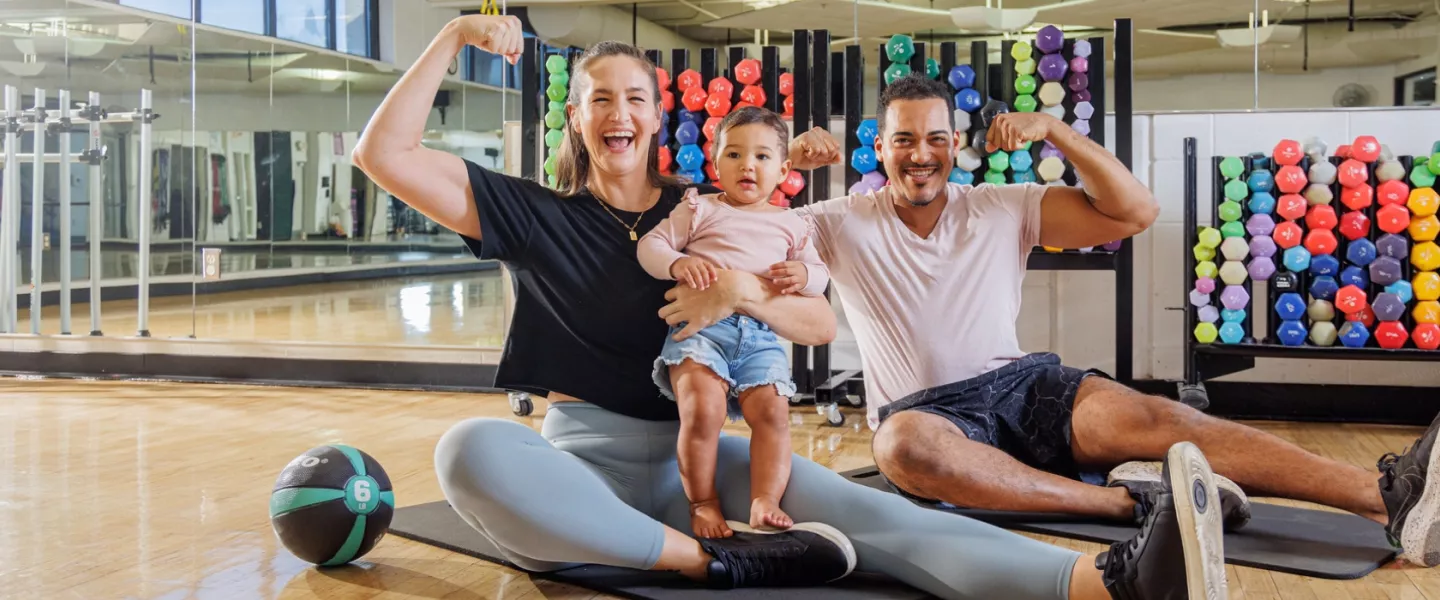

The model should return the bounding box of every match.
[857,119,879,146]
[1340,265,1369,289]
[1274,292,1306,321]
[1310,276,1339,301]
[675,121,700,146]
[1247,191,1276,215]
[1012,169,1037,183]
[949,169,974,185]
[1276,320,1308,346]
[955,88,983,113]
[1309,254,1340,277]
[1011,150,1034,172]
[1345,238,1377,267]
[948,64,976,89]
[1221,308,1247,323]
[1340,322,1371,348]
[1387,280,1415,304]
[1219,321,1246,344]
[1248,169,1275,193]
[1282,246,1312,272]
[676,145,704,172]
[851,147,878,174]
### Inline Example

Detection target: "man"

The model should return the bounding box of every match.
[796,74,1440,568]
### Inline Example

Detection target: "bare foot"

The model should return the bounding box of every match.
[690,500,733,538]
[749,496,793,531]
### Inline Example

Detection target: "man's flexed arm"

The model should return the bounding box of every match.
[986,113,1158,249]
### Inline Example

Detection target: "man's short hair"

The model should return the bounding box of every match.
[876,74,955,134]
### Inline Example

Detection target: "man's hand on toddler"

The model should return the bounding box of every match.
[768,261,809,294]
[671,256,719,290]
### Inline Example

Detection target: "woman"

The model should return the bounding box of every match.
[353,13,1213,599]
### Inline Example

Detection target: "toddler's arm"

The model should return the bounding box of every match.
[789,217,830,296]
[637,197,698,281]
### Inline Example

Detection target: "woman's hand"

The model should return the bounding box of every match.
[659,270,759,341]
[451,14,524,64]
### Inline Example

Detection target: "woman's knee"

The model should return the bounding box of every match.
[434,417,538,499]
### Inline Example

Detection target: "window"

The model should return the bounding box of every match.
[335,0,373,58]
[117,0,192,19]
[1396,68,1436,107]
[200,0,265,35]
[275,0,331,49]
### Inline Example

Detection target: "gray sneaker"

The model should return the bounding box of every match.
[1377,410,1440,566]
[1109,460,1252,531]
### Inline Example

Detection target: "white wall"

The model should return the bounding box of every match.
[1133,67,1396,112]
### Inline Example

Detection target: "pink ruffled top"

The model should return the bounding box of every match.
[637,188,830,297]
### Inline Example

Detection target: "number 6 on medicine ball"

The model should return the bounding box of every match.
[269,444,394,566]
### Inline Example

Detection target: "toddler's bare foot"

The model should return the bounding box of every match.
[690,500,732,538]
[749,496,794,531]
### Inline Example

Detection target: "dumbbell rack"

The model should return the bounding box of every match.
[1179,136,1440,411]
[794,19,1138,427]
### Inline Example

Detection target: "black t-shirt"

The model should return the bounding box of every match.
[460,159,719,421]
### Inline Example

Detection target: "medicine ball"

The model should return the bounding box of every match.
[269,444,394,566]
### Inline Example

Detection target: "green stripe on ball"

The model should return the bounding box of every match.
[269,487,346,517]
[322,515,368,567]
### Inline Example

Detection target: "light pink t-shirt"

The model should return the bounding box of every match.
[638,189,830,297]
[799,182,1047,429]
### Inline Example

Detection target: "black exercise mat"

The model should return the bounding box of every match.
[388,501,933,599]
[842,466,1396,580]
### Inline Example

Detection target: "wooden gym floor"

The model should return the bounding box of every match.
[4,377,1440,599]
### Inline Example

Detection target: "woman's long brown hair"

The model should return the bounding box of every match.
[552,41,682,197]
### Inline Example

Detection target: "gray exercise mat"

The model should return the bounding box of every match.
[842,466,1397,580]
[388,501,933,599]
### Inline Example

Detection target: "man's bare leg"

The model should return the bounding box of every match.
[873,410,1136,521]
[1068,376,1388,524]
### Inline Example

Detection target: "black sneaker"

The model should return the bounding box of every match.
[1109,460,1253,530]
[1096,442,1227,600]
[1377,410,1440,567]
[698,521,856,588]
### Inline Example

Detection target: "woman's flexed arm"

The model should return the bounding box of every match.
[352,15,524,240]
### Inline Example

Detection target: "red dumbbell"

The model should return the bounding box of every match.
[779,170,806,196]
[735,59,762,86]
[681,86,708,112]
[740,85,766,108]
[677,69,703,91]
[704,92,732,118]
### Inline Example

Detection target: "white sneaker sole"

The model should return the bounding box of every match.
[1109,461,1250,508]
[726,520,857,580]
[1399,437,1440,567]
[1166,442,1228,600]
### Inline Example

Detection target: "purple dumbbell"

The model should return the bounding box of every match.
[1035,25,1064,54]
[1073,101,1094,121]
[1037,54,1068,82]
[1197,305,1220,323]
[1190,289,1211,307]
[1246,214,1276,237]
[1249,235,1277,259]
[1248,257,1277,281]
[1039,141,1064,160]
[1072,119,1091,136]
[1196,276,1216,294]
[1067,72,1089,92]
[1220,285,1251,311]
[1073,39,1092,58]
[1070,56,1088,74]
[1072,89,1092,103]
[1103,240,1123,251]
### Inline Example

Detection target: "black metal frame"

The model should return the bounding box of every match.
[1179,136,1440,406]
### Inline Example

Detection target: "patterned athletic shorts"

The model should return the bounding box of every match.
[876,352,1112,500]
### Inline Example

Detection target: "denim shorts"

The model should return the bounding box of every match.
[653,315,798,419]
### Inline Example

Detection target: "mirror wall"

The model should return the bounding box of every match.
[5,0,516,350]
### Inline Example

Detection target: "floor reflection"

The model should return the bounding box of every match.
[15,246,469,283]
[17,271,510,346]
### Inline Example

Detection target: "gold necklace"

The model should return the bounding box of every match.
[593,195,649,241]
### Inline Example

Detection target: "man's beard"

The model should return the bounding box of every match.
[894,160,945,207]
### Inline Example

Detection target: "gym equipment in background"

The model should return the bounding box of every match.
[0,86,158,337]
[543,53,569,189]
[517,22,1139,424]
[1180,136,1440,408]
[270,444,394,566]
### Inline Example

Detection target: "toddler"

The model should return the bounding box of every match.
[638,107,829,539]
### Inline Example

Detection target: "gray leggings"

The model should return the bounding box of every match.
[434,401,1082,600]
